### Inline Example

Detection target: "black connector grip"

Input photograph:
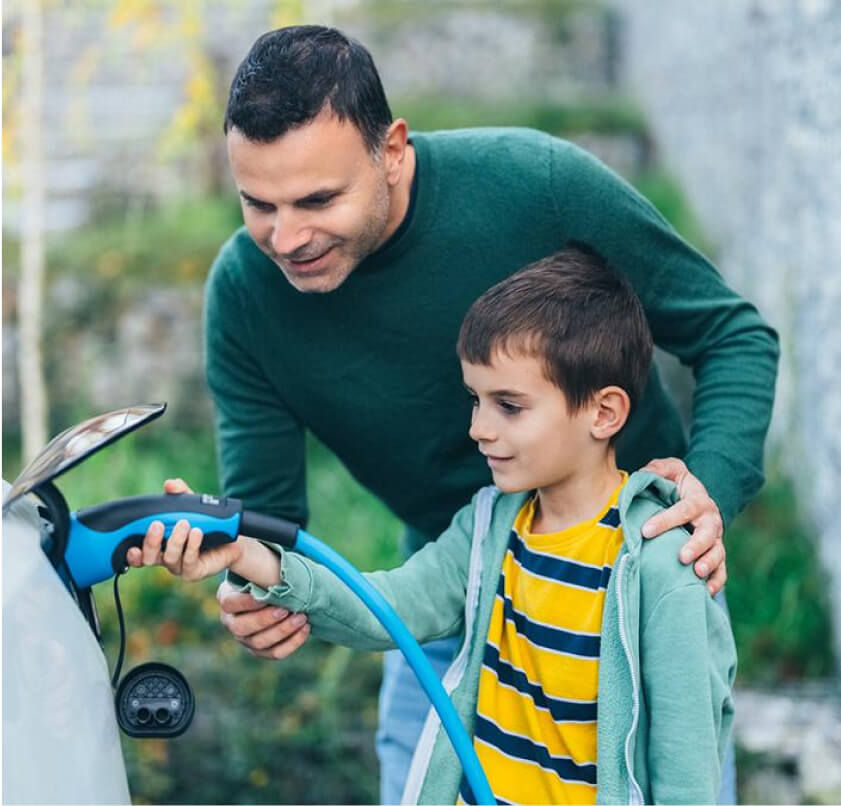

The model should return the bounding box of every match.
[240,510,299,548]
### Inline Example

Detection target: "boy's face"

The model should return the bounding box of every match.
[461,350,599,494]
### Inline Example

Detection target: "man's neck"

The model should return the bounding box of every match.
[532,453,623,534]
[377,144,416,248]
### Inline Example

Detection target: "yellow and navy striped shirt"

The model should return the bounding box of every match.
[459,474,627,805]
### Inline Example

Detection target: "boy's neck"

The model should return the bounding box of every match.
[532,451,623,534]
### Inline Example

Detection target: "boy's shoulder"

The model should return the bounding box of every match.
[620,472,704,599]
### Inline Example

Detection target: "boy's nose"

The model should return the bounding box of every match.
[469,411,495,443]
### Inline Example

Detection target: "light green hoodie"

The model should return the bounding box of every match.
[231,471,736,804]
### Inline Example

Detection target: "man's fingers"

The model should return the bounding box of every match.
[221,605,291,639]
[691,537,726,577]
[126,546,143,567]
[642,497,699,539]
[249,623,312,660]
[217,584,269,614]
[245,613,309,651]
[641,456,687,482]
[706,562,727,596]
[164,478,193,494]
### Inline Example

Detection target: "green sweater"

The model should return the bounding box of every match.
[205,128,778,544]
[231,471,737,803]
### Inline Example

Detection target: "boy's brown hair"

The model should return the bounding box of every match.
[457,245,653,415]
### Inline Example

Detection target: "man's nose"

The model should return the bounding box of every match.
[270,211,312,257]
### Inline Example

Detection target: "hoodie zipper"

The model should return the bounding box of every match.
[616,552,645,805]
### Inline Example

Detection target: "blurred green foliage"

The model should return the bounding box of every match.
[396,95,646,136]
[726,474,836,681]
[3,90,835,804]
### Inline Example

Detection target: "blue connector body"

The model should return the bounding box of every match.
[65,493,241,588]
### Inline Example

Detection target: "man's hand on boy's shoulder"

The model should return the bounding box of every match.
[639,457,726,596]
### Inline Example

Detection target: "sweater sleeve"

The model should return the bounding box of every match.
[640,583,737,803]
[228,495,477,651]
[204,239,309,524]
[550,142,779,525]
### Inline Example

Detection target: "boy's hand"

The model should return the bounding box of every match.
[126,517,244,581]
[125,477,244,582]
[640,458,726,596]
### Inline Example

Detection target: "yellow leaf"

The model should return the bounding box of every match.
[248,768,270,788]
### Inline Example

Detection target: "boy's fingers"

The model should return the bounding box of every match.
[163,519,191,571]
[126,546,142,567]
[245,613,309,651]
[142,521,165,565]
[182,526,204,569]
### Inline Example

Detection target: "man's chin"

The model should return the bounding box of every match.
[277,261,354,294]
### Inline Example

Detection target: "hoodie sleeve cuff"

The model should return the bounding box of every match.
[224,543,315,612]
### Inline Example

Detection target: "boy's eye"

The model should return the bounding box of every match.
[498,400,522,415]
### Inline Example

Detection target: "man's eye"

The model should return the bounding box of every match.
[245,198,273,213]
[300,195,336,209]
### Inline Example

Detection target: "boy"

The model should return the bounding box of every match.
[130,246,736,804]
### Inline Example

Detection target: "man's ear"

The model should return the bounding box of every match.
[590,386,631,441]
[382,118,409,185]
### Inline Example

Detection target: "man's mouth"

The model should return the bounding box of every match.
[281,246,336,274]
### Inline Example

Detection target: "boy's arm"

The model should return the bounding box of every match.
[640,581,737,803]
[228,495,480,651]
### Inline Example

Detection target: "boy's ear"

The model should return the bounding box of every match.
[590,386,631,441]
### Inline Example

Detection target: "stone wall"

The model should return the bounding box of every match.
[617,0,841,665]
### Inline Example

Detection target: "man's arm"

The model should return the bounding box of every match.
[205,254,309,524]
[204,247,311,655]
[551,142,779,590]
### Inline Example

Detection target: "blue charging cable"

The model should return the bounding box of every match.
[63,492,495,804]
[295,529,495,805]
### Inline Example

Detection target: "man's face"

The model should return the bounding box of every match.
[227,109,401,293]
[461,350,597,494]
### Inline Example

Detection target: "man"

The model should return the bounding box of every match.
[204,25,776,803]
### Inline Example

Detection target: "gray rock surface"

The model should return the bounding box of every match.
[736,685,841,804]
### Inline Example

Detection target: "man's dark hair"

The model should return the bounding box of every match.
[224,25,392,153]
[457,245,653,417]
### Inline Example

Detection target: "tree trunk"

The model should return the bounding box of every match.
[18,0,49,461]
